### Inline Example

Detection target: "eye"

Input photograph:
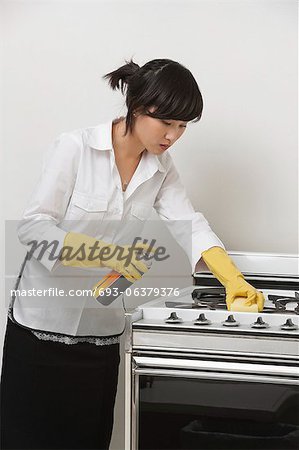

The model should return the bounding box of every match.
[161,120,187,128]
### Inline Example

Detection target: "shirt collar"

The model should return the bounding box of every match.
[87,119,166,173]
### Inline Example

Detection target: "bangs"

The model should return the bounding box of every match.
[139,62,203,123]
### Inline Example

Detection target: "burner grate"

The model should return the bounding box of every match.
[268,293,299,314]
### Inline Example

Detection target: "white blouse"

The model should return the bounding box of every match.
[9,117,225,338]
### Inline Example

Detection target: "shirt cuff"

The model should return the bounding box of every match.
[191,231,226,274]
[25,226,68,272]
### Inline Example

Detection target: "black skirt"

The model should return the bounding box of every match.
[0,317,120,450]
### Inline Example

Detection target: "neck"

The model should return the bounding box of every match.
[112,117,145,160]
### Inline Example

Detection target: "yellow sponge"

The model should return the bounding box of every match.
[230,297,258,312]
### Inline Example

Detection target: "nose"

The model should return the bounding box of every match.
[164,129,181,144]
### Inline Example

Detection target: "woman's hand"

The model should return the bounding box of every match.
[60,232,155,281]
[100,243,152,281]
[225,275,265,311]
[201,246,265,312]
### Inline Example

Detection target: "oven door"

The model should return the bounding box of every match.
[131,353,299,450]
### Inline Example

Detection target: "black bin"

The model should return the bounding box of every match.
[180,418,299,449]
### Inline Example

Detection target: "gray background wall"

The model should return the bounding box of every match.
[1,1,297,449]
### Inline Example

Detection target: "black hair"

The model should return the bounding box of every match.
[102,58,203,135]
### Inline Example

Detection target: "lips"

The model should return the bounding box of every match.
[160,144,169,150]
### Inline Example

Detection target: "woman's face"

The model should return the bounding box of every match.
[133,106,188,155]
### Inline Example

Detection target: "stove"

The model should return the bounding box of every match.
[124,252,299,450]
[132,285,299,337]
[168,286,299,315]
[129,251,299,342]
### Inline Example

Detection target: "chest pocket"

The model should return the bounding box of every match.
[67,191,108,221]
[130,202,153,221]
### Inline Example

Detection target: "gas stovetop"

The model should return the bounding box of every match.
[133,285,299,336]
[166,287,299,314]
[130,252,299,345]
[128,253,299,359]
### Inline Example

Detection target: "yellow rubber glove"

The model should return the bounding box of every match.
[201,246,265,312]
[60,232,154,282]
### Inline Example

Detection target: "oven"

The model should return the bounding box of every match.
[124,252,299,450]
[131,348,299,450]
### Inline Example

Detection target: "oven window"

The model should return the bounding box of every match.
[138,376,299,450]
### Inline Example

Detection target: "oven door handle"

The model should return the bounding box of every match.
[133,357,299,385]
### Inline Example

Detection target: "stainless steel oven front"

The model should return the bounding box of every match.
[125,314,299,450]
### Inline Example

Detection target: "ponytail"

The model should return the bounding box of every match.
[102,58,140,95]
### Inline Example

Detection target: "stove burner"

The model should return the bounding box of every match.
[251,317,269,329]
[192,287,226,310]
[222,315,240,327]
[194,313,211,326]
[192,288,226,301]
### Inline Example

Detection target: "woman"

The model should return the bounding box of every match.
[0,58,264,449]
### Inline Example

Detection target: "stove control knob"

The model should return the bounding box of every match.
[251,317,269,329]
[222,314,240,327]
[280,318,298,331]
[165,312,183,324]
[194,313,211,326]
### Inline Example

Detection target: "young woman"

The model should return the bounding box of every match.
[0,58,264,450]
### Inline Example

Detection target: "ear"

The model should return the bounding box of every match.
[133,107,144,117]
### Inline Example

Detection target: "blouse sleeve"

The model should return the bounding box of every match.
[153,154,225,273]
[17,132,81,271]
